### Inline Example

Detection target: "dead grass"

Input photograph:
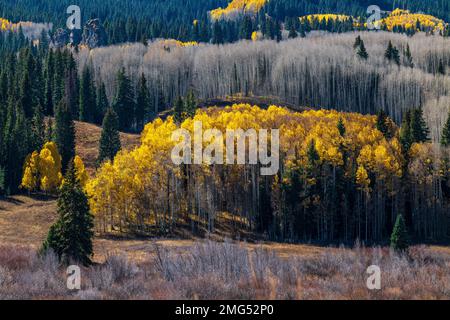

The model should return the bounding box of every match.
[74,121,140,175]
[0,241,448,300]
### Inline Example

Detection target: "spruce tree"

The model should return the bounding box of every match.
[136,73,150,132]
[376,109,390,138]
[337,117,346,137]
[174,95,184,124]
[97,108,121,165]
[410,108,430,143]
[113,68,135,131]
[357,40,368,60]
[96,81,109,119]
[184,90,197,118]
[288,19,298,39]
[404,43,414,68]
[31,104,45,151]
[79,64,97,123]
[390,214,409,252]
[385,41,400,65]
[42,160,94,265]
[55,100,75,173]
[441,111,450,147]
[438,59,446,75]
[400,111,413,151]
[353,35,362,49]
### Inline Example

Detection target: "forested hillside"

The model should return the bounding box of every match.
[76,32,450,140]
[87,104,449,243]
[2,0,450,45]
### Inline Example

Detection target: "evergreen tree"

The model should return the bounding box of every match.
[31,104,45,151]
[438,59,446,75]
[212,21,224,45]
[441,111,450,147]
[97,108,121,165]
[136,73,150,132]
[113,68,135,131]
[356,40,368,60]
[55,100,75,173]
[288,21,298,39]
[42,160,94,265]
[79,64,97,123]
[337,117,346,137]
[96,81,109,119]
[400,111,413,151]
[239,16,253,40]
[404,43,414,68]
[18,65,34,118]
[376,109,390,138]
[353,35,362,49]
[390,214,409,252]
[385,41,400,65]
[410,108,430,143]
[184,90,197,118]
[174,95,184,124]
[44,50,54,115]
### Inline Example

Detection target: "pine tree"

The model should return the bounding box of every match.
[136,73,150,132]
[79,64,97,123]
[385,41,400,65]
[44,50,54,116]
[288,19,298,39]
[337,117,346,137]
[184,90,197,118]
[410,108,430,143]
[97,108,121,165]
[356,40,368,60]
[376,109,390,138]
[55,100,75,173]
[437,59,446,75]
[42,160,94,265]
[212,21,224,45]
[353,35,362,49]
[31,104,45,151]
[404,43,414,68]
[390,214,409,252]
[174,95,184,124]
[113,68,135,131]
[400,111,413,151]
[96,81,109,119]
[441,111,450,147]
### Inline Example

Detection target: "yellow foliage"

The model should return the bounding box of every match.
[211,0,266,20]
[39,145,62,193]
[0,18,14,32]
[160,39,198,50]
[373,9,445,33]
[74,155,89,188]
[87,104,406,225]
[356,165,370,190]
[300,14,352,24]
[21,151,40,191]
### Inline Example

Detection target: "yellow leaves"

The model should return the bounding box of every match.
[88,104,410,225]
[375,9,446,33]
[300,14,352,24]
[251,31,260,42]
[0,18,13,32]
[20,142,63,193]
[21,151,40,191]
[21,142,89,194]
[74,155,89,188]
[356,165,370,191]
[210,0,266,20]
[38,143,63,193]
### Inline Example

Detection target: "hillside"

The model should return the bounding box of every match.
[74,121,140,174]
